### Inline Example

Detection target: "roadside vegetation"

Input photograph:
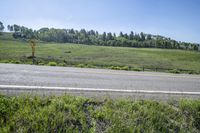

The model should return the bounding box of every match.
[0,94,200,132]
[1,34,200,74]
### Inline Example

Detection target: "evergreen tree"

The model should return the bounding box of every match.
[0,21,4,33]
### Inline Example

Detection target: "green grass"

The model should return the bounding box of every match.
[1,33,200,73]
[0,94,200,132]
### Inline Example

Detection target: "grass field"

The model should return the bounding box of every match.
[1,33,200,73]
[0,94,200,132]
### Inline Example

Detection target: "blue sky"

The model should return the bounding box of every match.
[1,0,200,43]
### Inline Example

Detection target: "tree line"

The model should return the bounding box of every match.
[1,21,199,51]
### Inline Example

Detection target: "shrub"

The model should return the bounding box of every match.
[86,64,95,68]
[48,62,57,66]
[76,64,86,68]
[10,60,20,64]
[188,71,199,74]
[0,94,199,132]
[0,60,10,63]
[121,66,129,70]
[14,61,20,64]
[169,69,181,74]
[64,51,71,53]
[179,99,200,130]
[109,66,121,70]
[58,63,65,66]
[27,61,33,65]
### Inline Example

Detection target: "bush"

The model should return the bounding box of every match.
[188,71,199,74]
[0,94,200,132]
[58,63,65,66]
[14,61,20,64]
[27,61,33,65]
[179,99,200,130]
[10,60,20,64]
[76,64,86,68]
[121,66,129,70]
[0,60,10,63]
[169,69,181,74]
[86,64,95,68]
[48,62,57,66]
[108,66,122,70]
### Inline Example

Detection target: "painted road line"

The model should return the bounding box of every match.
[0,85,200,95]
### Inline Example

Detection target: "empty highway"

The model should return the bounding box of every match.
[0,63,200,99]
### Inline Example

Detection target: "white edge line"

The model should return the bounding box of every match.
[0,85,200,95]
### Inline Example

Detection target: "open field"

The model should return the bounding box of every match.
[0,94,200,132]
[0,34,200,73]
[1,40,200,73]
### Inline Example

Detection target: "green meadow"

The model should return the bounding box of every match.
[0,33,200,73]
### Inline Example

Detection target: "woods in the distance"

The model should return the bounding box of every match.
[1,22,199,51]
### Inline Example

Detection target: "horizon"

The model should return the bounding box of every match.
[1,0,200,43]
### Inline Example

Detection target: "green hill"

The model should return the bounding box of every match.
[0,32,200,74]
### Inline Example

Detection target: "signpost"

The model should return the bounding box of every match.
[29,39,36,64]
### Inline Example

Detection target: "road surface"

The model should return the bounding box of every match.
[0,63,200,99]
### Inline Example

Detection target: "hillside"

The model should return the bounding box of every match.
[1,32,200,74]
[4,24,200,51]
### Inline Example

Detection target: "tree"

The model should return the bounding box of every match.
[13,32,21,38]
[13,24,21,32]
[89,30,95,36]
[10,26,14,32]
[113,33,116,38]
[95,31,99,36]
[0,21,4,33]
[147,34,152,40]
[80,29,87,35]
[5,23,198,51]
[107,32,113,40]
[140,32,145,41]
[193,44,198,51]
[7,25,11,31]
[124,33,129,39]
[38,27,49,33]
[69,28,75,34]
[119,32,124,37]
[129,31,134,40]
[134,33,140,41]
[102,32,106,41]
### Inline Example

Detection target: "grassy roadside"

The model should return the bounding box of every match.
[1,36,200,74]
[0,94,200,132]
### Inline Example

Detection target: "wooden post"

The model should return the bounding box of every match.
[29,40,36,64]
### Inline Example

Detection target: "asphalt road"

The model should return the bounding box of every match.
[0,63,200,99]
